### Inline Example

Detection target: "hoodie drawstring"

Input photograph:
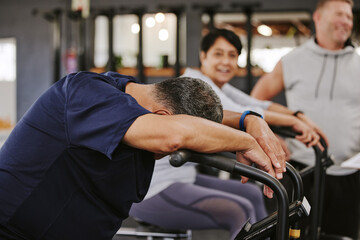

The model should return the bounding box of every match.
[314,54,338,100]
[315,54,328,98]
[329,55,338,100]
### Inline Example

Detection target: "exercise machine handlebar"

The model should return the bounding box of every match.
[169,150,289,240]
[270,125,332,240]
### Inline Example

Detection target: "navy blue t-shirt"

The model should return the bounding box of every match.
[0,71,154,239]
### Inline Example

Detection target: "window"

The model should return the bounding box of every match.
[0,38,16,142]
[143,13,177,68]
[94,15,109,68]
[113,14,139,68]
[203,11,312,73]
[0,38,16,82]
[93,12,178,76]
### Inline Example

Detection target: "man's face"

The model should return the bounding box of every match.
[316,1,353,47]
[200,37,239,88]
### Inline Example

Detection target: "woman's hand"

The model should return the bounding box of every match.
[291,118,323,150]
[296,113,329,150]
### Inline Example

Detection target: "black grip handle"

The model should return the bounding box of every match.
[270,125,332,240]
[270,125,299,138]
[170,150,237,173]
[285,162,304,201]
[270,125,328,155]
[169,150,290,240]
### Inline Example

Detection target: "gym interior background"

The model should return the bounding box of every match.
[0,0,360,239]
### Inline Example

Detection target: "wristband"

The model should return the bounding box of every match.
[239,110,263,132]
[293,110,304,117]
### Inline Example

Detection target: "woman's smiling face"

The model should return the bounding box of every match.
[200,36,239,88]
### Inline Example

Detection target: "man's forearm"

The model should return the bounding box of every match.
[124,112,282,189]
[123,113,255,154]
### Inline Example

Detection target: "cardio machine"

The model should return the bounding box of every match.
[270,126,333,240]
[115,148,311,240]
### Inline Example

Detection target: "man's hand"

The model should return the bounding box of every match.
[275,135,291,161]
[236,137,276,198]
[244,115,287,178]
[243,115,287,198]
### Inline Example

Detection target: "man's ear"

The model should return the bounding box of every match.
[313,10,320,23]
[200,51,206,63]
[154,109,172,115]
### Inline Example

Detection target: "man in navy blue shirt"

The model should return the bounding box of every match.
[0,71,285,240]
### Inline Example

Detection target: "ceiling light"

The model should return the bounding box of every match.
[155,13,165,23]
[146,17,156,28]
[131,23,140,34]
[158,29,169,41]
[257,24,272,37]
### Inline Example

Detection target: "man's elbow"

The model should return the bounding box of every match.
[160,135,185,153]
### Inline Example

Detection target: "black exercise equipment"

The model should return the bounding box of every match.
[115,149,310,239]
[170,150,310,240]
[115,220,192,239]
[270,126,333,240]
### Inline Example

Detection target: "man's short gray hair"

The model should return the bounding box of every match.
[154,77,223,123]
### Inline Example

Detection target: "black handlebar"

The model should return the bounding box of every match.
[285,162,304,201]
[270,125,328,158]
[270,125,332,240]
[169,150,290,240]
[170,150,236,172]
[270,126,299,139]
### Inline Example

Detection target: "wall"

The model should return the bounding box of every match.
[0,0,64,119]
[1,0,360,119]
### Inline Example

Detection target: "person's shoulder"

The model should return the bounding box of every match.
[101,71,138,82]
[182,68,203,79]
[288,40,309,54]
[73,71,140,91]
[65,71,107,85]
[281,40,310,63]
[222,82,242,93]
[71,71,138,82]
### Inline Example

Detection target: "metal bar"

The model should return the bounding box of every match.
[175,10,181,77]
[244,7,253,94]
[170,150,290,239]
[106,10,116,72]
[53,9,62,83]
[136,10,145,83]
[310,146,324,240]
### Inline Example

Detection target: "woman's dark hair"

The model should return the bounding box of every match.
[201,28,242,55]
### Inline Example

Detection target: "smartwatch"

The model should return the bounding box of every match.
[293,110,304,117]
[239,110,263,131]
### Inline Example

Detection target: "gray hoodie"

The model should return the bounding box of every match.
[282,37,360,175]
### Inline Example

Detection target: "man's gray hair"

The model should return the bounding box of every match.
[154,77,223,123]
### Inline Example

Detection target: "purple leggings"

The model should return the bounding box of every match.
[130,174,268,239]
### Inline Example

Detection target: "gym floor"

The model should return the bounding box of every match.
[113,217,229,240]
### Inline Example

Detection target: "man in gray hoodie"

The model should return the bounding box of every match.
[251,0,359,239]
